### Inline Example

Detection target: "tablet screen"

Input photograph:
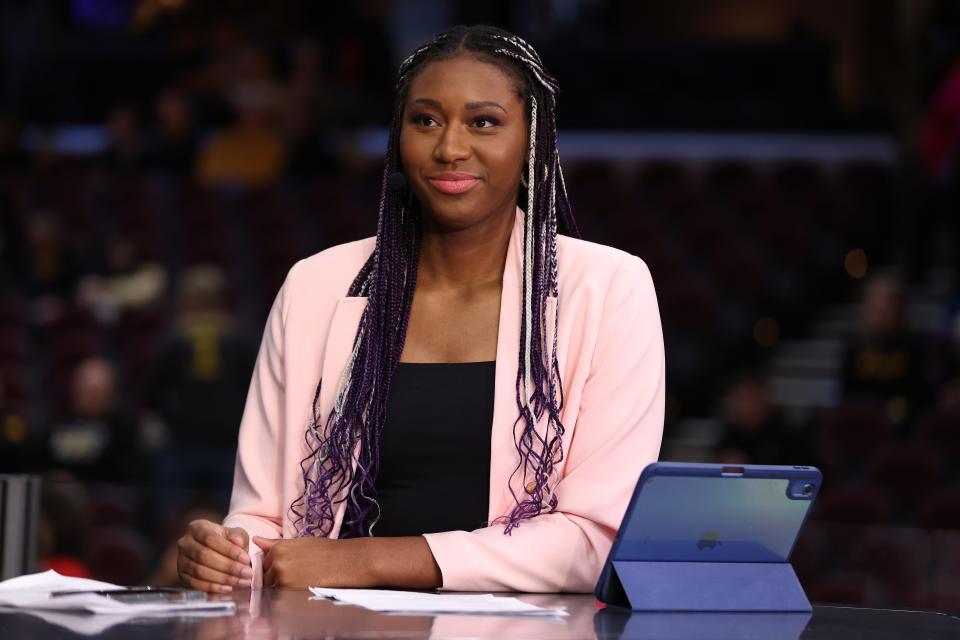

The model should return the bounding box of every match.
[615,475,814,563]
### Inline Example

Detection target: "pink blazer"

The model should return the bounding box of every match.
[223,206,665,592]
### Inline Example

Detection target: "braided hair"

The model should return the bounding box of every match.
[290,25,580,538]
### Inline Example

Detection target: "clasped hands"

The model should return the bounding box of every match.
[176,519,375,591]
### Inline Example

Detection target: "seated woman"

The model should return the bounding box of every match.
[176,24,665,593]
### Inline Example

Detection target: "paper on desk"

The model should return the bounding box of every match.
[309,587,567,616]
[0,570,235,615]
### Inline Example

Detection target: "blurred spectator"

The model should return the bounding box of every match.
[37,471,93,578]
[145,266,256,512]
[286,37,327,117]
[145,88,197,175]
[715,372,810,465]
[23,212,79,295]
[43,357,140,483]
[841,277,931,424]
[146,265,255,451]
[324,2,394,125]
[22,211,87,324]
[283,101,337,178]
[195,80,286,188]
[100,105,147,172]
[195,43,286,188]
[0,372,36,473]
[179,22,255,126]
[77,234,167,325]
[281,37,339,177]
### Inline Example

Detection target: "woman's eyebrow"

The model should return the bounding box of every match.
[465,100,507,114]
[411,98,442,108]
[410,98,507,114]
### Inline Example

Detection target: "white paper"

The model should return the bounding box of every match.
[309,587,567,616]
[0,570,235,615]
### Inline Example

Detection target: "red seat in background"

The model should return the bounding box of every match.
[0,326,27,363]
[811,481,893,525]
[86,526,151,587]
[845,528,931,608]
[806,570,891,608]
[0,296,27,328]
[916,409,960,462]
[816,402,894,479]
[917,488,960,530]
[866,440,946,506]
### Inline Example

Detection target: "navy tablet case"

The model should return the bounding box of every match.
[594,462,821,612]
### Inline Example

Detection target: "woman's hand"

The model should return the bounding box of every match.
[253,536,376,589]
[177,519,253,593]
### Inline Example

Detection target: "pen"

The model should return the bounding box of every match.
[49,587,206,601]
[51,588,159,597]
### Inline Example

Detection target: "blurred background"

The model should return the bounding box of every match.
[0,0,958,610]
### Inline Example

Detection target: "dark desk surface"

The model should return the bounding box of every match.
[1,590,958,639]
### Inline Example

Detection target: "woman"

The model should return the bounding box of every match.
[176,25,664,593]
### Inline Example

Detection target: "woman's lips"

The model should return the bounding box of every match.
[427,177,480,194]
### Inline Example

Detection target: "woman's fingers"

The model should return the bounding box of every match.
[180,570,234,594]
[180,535,250,578]
[177,551,236,593]
[179,556,251,590]
[192,521,251,565]
[178,521,253,586]
[176,519,257,594]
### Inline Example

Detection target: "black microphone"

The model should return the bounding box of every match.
[387,171,407,194]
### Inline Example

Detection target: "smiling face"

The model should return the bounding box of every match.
[399,54,528,232]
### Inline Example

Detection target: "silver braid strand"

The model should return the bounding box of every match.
[522,95,538,433]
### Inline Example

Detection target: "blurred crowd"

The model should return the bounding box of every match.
[0,20,374,186]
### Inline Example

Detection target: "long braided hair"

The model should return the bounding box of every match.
[290,25,580,538]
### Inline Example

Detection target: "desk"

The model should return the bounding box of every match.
[1,589,957,639]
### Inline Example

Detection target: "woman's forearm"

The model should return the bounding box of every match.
[363,536,443,589]
[252,534,442,589]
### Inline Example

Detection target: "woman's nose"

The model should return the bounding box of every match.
[433,124,470,163]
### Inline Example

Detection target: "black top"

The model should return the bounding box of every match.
[371,361,495,536]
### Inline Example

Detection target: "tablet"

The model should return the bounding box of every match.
[595,462,821,604]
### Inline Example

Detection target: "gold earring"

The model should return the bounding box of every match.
[520,171,528,189]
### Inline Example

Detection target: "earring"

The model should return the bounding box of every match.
[520,170,528,189]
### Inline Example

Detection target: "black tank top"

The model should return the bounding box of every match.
[370,361,496,537]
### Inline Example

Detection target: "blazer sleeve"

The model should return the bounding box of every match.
[422,256,665,592]
[222,263,295,553]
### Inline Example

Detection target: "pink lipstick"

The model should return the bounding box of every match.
[427,172,480,195]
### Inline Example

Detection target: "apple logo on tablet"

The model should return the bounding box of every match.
[697,531,722,550]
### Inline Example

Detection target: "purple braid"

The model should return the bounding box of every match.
[290,25,579,538]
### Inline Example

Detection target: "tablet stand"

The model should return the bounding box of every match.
[604,560,812,612]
